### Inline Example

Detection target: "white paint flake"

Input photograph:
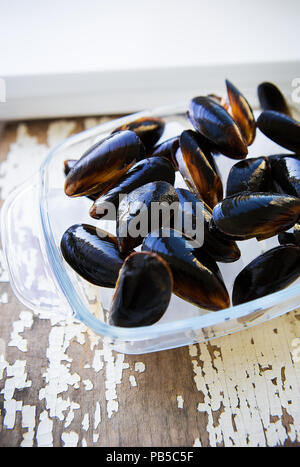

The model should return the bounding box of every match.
[83,379,93,391]
[0,292,8,304]
[82,413,89,431]
[21,405,36,447]
[94,401,101,430]
[134,362,145,373]
[61,431,79,447]
[129,375,137,387]
[291,338,300,363]
[36,410,53,447]
[0,249,9,282]
[39,323,82,420]
[0,118,144,446]
[8,310,33,352]
[177,395,184,409]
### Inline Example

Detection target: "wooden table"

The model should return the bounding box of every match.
[1,117,300,447]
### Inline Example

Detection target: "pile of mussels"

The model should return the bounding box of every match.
[61,80,300,327]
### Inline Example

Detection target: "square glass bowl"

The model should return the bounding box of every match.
[2,102,300,354]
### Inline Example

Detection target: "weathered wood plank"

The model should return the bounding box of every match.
[0,118,300,447]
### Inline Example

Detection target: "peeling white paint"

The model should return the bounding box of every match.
[177,395,184,409]
[61,431,79,447]
[39,323,82,420]
[94,401,101,430]
[83,379,93,391]
[82,413,89,431]
[129,375,137,387]
[134,362,145,373]
[193,438,202,447]
[291,338,300,363]
[0,248,9,282]
[1,118,300,448]
[21,405,36,447]
[36,410,53,447]
[8,311,33,352]
[0,292,8,304]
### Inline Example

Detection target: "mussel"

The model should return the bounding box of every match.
[60,224,127,287]
[188,96,248,159]
[232,245,300,306]
[278,231,298,246]
[111,116,165,153]
[226,157,272,197]
[257,111,300,154]
[64,159,101,201]
[175,130,223,208]
[212,192,300,241]
[64,159,77,176]
[294,223,300,245]
[257,82,291,116]
[148,136,180,169]
[142,228,230,311]
[64,130,145,197]
[109,251,173,327]
[117,180,179,252]
[268,154,300,197]
[225,79,256,146]
[176,188,240,263]
[89,157,175,219]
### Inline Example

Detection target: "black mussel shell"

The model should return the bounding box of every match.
[257,82,291,116]
[64,159,77,176]
[294,223,300,245]
[111,117,165,153]
[278,231,298,246]
[226,157,272,197]
[212,192,300,241]
[148,136,180,169]
[117,181,179,252]
[64,159,100,201]
[257,111,300,154]
[64,130,145,197]
[176,188,240,263]
[268,154,300,198]
[60,224,127,287]
[109,251,173,327]
[226,79,256,146]
[232,245,300,306]
[188,96,248,159]
[176,130,223,208]
[90,157,175,219]
[142,228,230,311]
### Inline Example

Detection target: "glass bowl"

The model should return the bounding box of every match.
[2,102,300,354]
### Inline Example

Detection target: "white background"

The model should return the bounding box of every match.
[0,0,300,118]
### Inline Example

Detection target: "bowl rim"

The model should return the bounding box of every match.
[39,104,300,341]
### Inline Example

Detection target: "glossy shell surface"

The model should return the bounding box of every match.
[142,229,230,311]
[60,224,127,288]
[232,245,300,305]
[212,192,300,241]
[64,130,145,197]
[109,252,173,327]
[188,96,248,159]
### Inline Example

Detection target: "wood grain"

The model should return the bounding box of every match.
[0,118,300,447]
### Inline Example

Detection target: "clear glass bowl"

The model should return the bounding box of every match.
[2,102,300,354]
